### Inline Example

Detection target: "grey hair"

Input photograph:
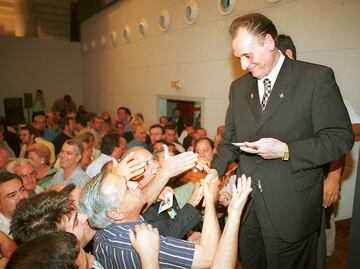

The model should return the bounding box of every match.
[78,172,121,229]
[6,158,34,174]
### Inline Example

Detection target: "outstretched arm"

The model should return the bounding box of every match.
[211,175,252,269]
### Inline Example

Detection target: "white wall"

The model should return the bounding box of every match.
[81,0,360,219]
[0,36,83,120]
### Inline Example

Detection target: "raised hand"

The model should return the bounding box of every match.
[158,144,198,179]
[239,138,288,160]
[228,175,252,216]
[113,152,146,181]
[129,223,160,268]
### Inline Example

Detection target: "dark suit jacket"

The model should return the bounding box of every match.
[213,58,354,242]
[142,198,201,238]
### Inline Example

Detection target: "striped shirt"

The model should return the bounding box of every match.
[95,220,195,269]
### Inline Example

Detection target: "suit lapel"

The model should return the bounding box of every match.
[245,78,262,123]
[258,58,293,129]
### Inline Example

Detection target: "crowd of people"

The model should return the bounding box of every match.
[0,12,358,269]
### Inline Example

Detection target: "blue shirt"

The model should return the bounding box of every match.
[95,220,195,269]
[52,165,89,188]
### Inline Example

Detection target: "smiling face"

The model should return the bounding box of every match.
[59,143,81,170]
[15,164,37,192]
[0,178,27,219]
[232,28,276,79]
[131,148,159,188]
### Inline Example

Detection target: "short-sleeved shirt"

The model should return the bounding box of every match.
[95,220,195,269]
[52,165,89,188]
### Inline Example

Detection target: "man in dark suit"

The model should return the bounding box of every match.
[212,13,354,269]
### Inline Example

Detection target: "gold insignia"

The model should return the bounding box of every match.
[251,93,254,99]
[280,93,284,98]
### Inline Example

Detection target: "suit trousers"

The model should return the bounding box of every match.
[239,189,319,269]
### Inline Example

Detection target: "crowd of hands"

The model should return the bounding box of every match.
[113,144,253,269]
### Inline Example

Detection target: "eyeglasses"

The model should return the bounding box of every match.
[19,170,36,179]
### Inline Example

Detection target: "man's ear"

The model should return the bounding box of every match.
[263,33,276,51]
[76,154,82,163]
[107,209,125,222]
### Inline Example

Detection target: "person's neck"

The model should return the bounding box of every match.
[36,165,51,179]
[63,164,78,180]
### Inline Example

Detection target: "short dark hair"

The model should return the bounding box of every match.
[20,125,37,136]
[100,132,120,155]
[6,231,78,269]
[194,137,215,150]
[64,95,72,103]
[75,114,88,127]
[117,106,132,117]
[149,124,164,134]
[0,172,22,185]
[11,184,75,245]
[278,34,297,60]
[229,13,278,46]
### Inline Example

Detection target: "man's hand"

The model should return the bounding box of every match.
[228,175,252,216]
[323,175,340,208]
[157,186,175,202]
[129,224,160,261]
[239,138,288,159]
[187,183,203,207]
[113,152,145,181]
[158,144,198,179]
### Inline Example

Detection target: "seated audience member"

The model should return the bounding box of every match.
[75,135,93,171]
[6,231,102,269]
[164,126,185,152]
[123,117,140,142]
[0,230,17,268]
[29,124,56,164]
[159,116,169,128]
[32,114,57,143]
[213,125,225,154]
[0,117,20,158]
[74,114,90,135]
[129,224,160,269]
[6,159,43,197]
[117,106,132,133]
[0,173,27,236]
[121,147,202,238]
[52,140,89,188]
[102,112,112,134]
[149,124,165,148]
[86,133,126,178]
[10,184,94,250]
[278,34,297,60]
[113,121,125,138]
[89,115,103,149]
[195,128,207,139]
[0,142,12,173]
[53,117,75,156]
[178,119,195,145]
[78,163,220,268]
[52,94,77,115]
[76,131,100,161]
[45,112,61,134]
[26,143,56,189]
[127,124,148,149]
[18,125,36,159]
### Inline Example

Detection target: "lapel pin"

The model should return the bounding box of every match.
[280,93,285,98]
[251,93,254,99]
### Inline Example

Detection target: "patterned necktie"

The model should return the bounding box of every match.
[261,78,271,111]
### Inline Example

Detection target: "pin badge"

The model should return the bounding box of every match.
[280,93,284,98]
[251,93,254,99]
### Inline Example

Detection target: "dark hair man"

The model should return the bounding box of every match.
[212,13,354,269]
[0,173,27,236]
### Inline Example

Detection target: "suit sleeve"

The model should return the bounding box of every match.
[213,83,241,176]
[288,67,354,171]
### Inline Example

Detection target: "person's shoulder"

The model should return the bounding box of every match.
[231,72,253,88]
[292,59,333,74]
